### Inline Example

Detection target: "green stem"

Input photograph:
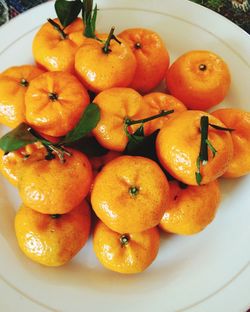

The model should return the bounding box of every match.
[199,116,209,165]
[46,145,72,163]
[102,27,121,54]
[47,18,67,40]
[195,116,219,185]
[125,110,174,127]
[28,128,71,163]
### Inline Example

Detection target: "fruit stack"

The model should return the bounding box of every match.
[0,0,249,274]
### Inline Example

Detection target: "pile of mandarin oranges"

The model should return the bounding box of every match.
[0,0,249,274]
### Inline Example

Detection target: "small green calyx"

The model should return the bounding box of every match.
[48,92,59,101]
[129,186,139,197]
[134,42,142,49]
[51,214,61,219]
[20,78,29,87]
[120,234,130,247]
[199,64,207,71]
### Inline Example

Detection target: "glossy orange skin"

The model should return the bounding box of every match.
[74,34,137,93]
[212,108,250,178]
[159,180,220,235]
[142,92,187,136]
[166,50,231,110]
[18,148,93,214]
[0,65,44,128]
[119,28,170,94]
[25,71,90,137]
[92,88,143,151]
[93,221,160,274]
[33,18,85,73]
[156,110,234,185]
[0,143,46,186]
[91,155,169,234]
[15,201,91,266]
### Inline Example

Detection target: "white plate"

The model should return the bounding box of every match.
[0,0,250,311]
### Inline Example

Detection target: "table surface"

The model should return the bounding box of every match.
[0,0,250,34]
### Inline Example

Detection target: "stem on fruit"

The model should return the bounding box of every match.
[51,214,61,219]
[129,186,139,197]
[134,42,142,49]
[199,64,207,71]
[48,92,59,101]
[199,116,209,165]
[125,110,174,127]
[120,234,130,247]
[46,145,72,163]
[47,18,68,40]
[20,78,29,87]
[195,116,218,185]
[102,26,121,54]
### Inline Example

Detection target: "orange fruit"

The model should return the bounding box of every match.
[74,29,136,92]
[0,65,44,128]
[159,180,220,235]
[92,88,143,152]
[33,18,85,73]
[0,142,46,187]
[15,201,91,266]
[156,110,234,185]
[166,50,231,110]
[119,28,170,94]
[18,148,93,214]
[142,92,187,136]
[93,221,160,274]
[25,71,90,137]
[91,155,169,233]
[211,108,250,178]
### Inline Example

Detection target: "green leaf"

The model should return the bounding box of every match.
[55,0,82,28]
[125,128,154,155]
[206,139,217,158]
[83,2,98,38]
[125,124,145,153]
[62,103,100,144]
[209,123,235,132]
[0,123,38,153]
[82,0,93,20]
[124,129,174,181]
[133,124,144,137]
